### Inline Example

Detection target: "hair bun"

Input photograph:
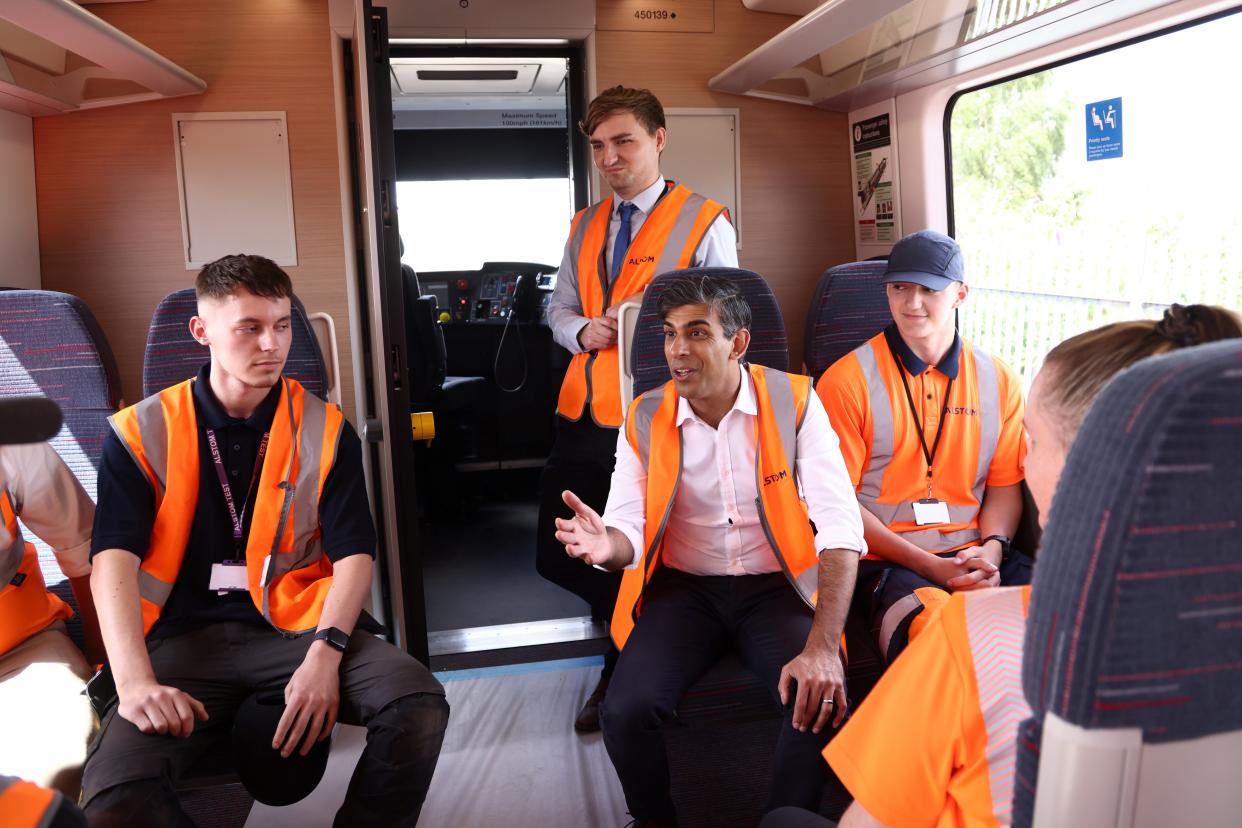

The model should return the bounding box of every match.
[1155,304,1200,347]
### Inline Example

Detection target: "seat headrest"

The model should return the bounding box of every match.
[804,260,891,380]
[630,267,789,399]
[1023,338,1242,743]
[0,289,122,410]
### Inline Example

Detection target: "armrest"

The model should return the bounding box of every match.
[616,299,644,415]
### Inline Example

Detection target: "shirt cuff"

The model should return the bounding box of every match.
[814,530,867,558]
[600,521,644,571]
[52,538,93,578]
[569,318,590,354]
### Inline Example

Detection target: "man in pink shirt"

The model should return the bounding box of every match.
[556,274,865,827]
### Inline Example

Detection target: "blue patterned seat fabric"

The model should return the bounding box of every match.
[630,267,789,400]
[1012,339,1242,825]
[803,260,891,381]
[142,287,327,399]
[0,289,124,644]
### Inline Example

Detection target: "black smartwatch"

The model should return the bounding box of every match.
[982,534,1012,562]
[314,626,350,653]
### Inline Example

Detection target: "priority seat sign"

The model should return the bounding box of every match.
[1085,97,1122,161]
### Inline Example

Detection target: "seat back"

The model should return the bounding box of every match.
[630,267,789,400]
[1014,339,1242,827]
[803,260,890,380]
[142,288,328,399]
[0,289,122,644]
[402,266,448,411]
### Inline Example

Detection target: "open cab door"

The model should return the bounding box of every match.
[342,0,428,664]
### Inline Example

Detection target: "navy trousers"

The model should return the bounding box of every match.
[601,568,836,822]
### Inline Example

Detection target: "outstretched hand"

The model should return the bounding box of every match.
[554,490,614,568]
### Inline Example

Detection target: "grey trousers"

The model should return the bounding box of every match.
[82,622,448,827]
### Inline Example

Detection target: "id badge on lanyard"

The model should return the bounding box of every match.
[913,498,951,526]
[205,428,269,593]
[896,354,954,527]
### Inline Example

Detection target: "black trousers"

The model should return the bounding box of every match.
[535,416,622,674]
[759,806,837,827]
[81,622,448,828]
[601,569,835,822]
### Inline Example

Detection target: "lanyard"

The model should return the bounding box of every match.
[894,354,953,500]
[205,428,269,554]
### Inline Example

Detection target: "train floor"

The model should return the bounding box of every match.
[237,655,850,828]
[420,467,590,632]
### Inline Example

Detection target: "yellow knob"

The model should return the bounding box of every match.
[438,311,451,324]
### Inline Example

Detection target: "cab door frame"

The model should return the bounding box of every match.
[341,0,430,664]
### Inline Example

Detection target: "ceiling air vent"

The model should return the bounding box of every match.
[416,70,520,81]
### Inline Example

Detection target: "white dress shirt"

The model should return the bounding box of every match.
[602,365,866,574]
[0,442,95,579]
[547,176,739,354]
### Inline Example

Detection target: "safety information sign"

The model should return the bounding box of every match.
[852,114,896,244]
[1085,97,1123,161]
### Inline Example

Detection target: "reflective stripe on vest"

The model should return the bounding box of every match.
[0,490,70,655]
[110,377,343,636]
[854,338,1001,552]
[0,776,60,828]
[556,182,729,427]
[612,364,816,648]
[963,587,1031,827]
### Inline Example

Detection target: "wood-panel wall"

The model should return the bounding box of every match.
[596,0,856,368]
[34,0,357,419]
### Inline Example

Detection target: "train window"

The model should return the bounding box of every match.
[396,177,573,272]
[948,10,1242,387]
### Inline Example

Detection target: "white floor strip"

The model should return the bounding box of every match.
[428,615,606,656]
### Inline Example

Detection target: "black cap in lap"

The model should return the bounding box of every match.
[231,690,333,806]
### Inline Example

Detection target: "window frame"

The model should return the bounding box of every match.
[942,4,1242,237]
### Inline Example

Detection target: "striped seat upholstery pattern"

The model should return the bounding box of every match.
[1012,339,1242,824]
[142,288,328,399]
[803,260,890,381]
[0,289,123,644]
[630,267,789,400]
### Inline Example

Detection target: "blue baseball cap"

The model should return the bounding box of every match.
[882,230,965,290]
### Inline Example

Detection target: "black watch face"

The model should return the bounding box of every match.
[319,628,348,650]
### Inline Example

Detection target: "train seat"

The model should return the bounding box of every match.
[401,263,487,416]
[142,288,329,399]
[802,259,890,382]
[628,266,789,402]
[1014,338,1242,827]
[0,288,122,647]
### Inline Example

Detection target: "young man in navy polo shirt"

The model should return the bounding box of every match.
[84,255,448,827]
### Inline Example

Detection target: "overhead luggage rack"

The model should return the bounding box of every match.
[0,0,205,116]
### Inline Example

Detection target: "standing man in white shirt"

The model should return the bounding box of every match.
[537,86,738,733]
[556,274,864,827]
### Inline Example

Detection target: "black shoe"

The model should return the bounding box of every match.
[574,674,610,733]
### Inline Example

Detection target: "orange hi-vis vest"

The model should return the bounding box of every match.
[109,377,344,636]
[0,776,61,828]
[0,488,73,656]
[556,181,728,428]
[853,333,1001,553]
[612,364,819,648]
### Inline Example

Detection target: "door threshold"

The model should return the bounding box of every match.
[428,615,606,657]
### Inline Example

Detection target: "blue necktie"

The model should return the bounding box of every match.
[610,202,637,281]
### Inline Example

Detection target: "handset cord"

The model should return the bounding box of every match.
[494,276,529,393]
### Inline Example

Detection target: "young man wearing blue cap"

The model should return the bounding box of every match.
[816,230,1029,663]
